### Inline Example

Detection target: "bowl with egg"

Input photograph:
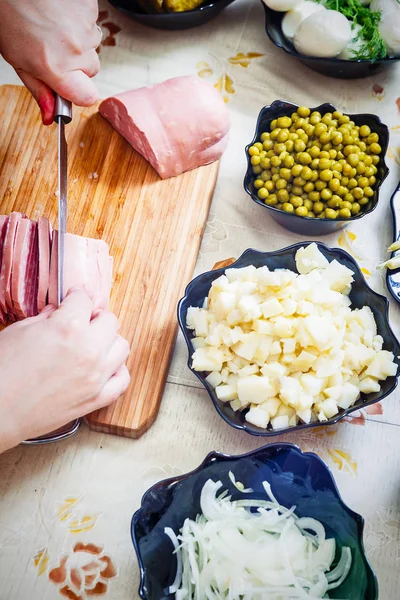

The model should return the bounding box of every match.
[108,0,236,30]
[244,101,389,236]
[177,242,400,437]
[132,443,378,599]
[261,0,400,78]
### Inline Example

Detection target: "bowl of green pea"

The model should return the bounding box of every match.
[244,101,389,235]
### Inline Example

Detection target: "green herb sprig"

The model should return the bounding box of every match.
[321,0,387,61]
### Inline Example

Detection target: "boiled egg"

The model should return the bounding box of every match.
[262,0,300,13]
[338,23,364,59]
[379,11,400,55]
[370,0,400,15]
[294,10,352,57]
[282,1,326,41]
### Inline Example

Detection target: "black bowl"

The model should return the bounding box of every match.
[132,443,378,599]
[108,0,236,30]
[177,242,400,437]
[244,100,390,236]
[262,2,400,78]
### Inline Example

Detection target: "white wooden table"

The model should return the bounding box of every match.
[1,0,400,598]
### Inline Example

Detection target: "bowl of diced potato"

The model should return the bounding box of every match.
[177,242,400,436]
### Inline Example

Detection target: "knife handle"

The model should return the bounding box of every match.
[53,95,72,124]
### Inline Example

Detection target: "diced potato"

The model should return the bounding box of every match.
[260,297,284,318]
[337,382,360,409]
[280,376,302,408]
[237,375,275,404]
[299,393,314,410]
[294,350,317,372]
[259,397,281,416]
[281,297,297,316]
[192,337,207,350]
[314,356,341,378]
[238,364,259,377]
[227,309,243,326]
[270,340,282,355]
[215,384,238,402]
[273,316,297,338]
[280,352,297,366]
[372,335,384,351]
[300,373,326,396]
[230,399,246,412]
[359,377,381,394]
[319,399,339,419]
[252,319,274,335]
[245,406,270,428]
[192,347,223,372]
[261,362,289,379]
[297,408,312,423]
[322,385,342,401]
[205,371,223,388]
[304,315,337,350]
[232,332,261,361]
[295,243,329,274]
[271,415,290,430]
[282,338,296,354]
[321,260,354,293]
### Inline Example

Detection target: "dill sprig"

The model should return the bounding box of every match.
[321,0,387,61]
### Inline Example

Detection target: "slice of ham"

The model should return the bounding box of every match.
[37,217,53,312]
[0,216,8,324]
[48,231,112,310]
[99,75,230,179]
[0,212,24,319]
[11,219,39,318]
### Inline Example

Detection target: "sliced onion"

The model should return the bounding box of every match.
[164,526,183,594]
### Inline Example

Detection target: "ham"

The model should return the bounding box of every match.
[0,216,8,324]
[48,231,112,310]
[11,219,38,318]
[99,75,230,179]
[0,212,24,319]
[0,215,113,323]
[37,217,52,311]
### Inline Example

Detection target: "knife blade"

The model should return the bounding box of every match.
[54,95,72,306]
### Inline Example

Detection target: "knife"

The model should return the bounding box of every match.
[53,95,72,305]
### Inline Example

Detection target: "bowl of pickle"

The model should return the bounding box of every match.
[244,101,389,235]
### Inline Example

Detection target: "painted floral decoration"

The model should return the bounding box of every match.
[49,542,116,599]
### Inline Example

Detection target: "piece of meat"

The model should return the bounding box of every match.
[37,217,52,311]
[0,212,24,319]
[49,231,113,310]
[99,75,230,179]
[11,219,39,318]
[0,216,9,324]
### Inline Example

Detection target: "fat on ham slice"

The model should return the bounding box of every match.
[11,219,39,319]
[0,212,25,319]
[37,217,52,311]
[48,231,113,310]
[99,75,230,179]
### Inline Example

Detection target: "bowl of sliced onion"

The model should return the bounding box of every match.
[177,242,400,436]
[131,443,378,599]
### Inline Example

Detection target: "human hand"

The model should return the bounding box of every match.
[0,287,130,452]
[0,0,101,124]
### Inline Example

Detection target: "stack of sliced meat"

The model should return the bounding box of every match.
[0,212,113,325]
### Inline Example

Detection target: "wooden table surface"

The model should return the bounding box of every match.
[1,0,400,598]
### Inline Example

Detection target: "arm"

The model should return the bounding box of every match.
[0,0,101,124]
[0,288,130,452]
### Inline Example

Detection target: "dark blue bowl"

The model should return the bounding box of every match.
[108,0,236,30]
[262,2,400,79]
[177,242,400,436]
[131,443,378,599]
[244,100,390,236]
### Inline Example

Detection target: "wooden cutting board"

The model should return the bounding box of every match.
[0,85,219,438]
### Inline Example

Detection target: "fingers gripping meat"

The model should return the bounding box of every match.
[0,215,113,323]
[99,75,230,179]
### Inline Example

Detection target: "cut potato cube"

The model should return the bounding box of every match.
[321,259,354,293]
[230,399,246,412]
[359,377,381,394]
[298,393,314,410]
[295,243,329,274]
[259,397,281,416]
[337,382,360,409]
[192,347,224,372]
[317,410,328,422]
[270,340,282,355]
[227,309,243,326]
[294,350,318,372]
[304,315,336,350]
[281,297,297,316]
[280,376,302,408]
[261,362,289,379]
[225,265,257,282]
[205,371,223,388]
[319,399,339,419]
[245,406,270,428]
[191,337,207,350]
[271,415,289,430]
[282,338,296,354]
[232,332,260,361]
[273,316,297,338]
[252,319,274,335]
[215,384,238,402]
[238,364,259,377]
[323,385,342,401]
[260,297,284,318]
[297,408,312,423]
[300,373,326,396]
[237,375,274,404]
